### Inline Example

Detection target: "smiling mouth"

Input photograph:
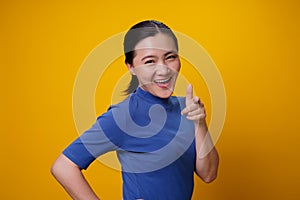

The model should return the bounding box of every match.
[154,77,172,84]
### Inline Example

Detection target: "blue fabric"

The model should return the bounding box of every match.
[63,87,196,200]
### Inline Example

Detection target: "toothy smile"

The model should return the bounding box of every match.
[154,77,172,84]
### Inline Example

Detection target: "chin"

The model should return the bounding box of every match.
[154,88,173,98]
[142,84,174,98]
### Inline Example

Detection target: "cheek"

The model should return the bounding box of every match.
[169,60,181,72]
[135,67,156,81]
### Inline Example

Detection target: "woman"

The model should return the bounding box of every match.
[51,20,219,200]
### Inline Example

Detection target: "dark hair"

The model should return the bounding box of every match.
[123,20,178,94]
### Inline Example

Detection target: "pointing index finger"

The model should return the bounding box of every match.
[186,84,193,104]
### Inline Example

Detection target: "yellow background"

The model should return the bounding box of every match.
[1,0,299,199]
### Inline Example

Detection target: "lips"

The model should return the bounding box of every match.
[154,77,172,84]
[153,77,172,88]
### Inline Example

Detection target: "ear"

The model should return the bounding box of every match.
[125,62,136,75]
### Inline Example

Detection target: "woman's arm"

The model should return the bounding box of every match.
[194,122,219,183]
[181,84,219,183]
[51,154,100,200]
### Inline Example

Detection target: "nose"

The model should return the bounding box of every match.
[156,64,169,75]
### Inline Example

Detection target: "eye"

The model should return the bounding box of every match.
[166,55,178,61]
[144,59,155,64]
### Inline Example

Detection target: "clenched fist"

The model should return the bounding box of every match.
[181,84,206,125]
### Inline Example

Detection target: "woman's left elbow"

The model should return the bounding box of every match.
[202,174,217,184]
[195,169,218,183]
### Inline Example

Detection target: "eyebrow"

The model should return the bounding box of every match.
[141,51,178,61]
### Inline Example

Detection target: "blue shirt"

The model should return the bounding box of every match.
[63,87,196,200]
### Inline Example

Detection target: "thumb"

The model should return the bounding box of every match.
[185,84,193,105]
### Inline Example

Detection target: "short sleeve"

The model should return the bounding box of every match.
[62,120,119,170]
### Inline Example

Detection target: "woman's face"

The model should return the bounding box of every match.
[126,33,181,98]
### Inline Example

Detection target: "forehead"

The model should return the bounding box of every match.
[134,33,177,52]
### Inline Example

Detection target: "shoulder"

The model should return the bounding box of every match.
[96,93,141,123]
[107,96,131,111]
[170,96,186,108]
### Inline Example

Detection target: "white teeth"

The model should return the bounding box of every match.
[154,77,171,84]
